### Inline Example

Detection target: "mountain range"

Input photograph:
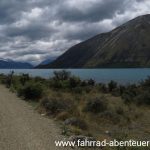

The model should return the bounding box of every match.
[37,14,150,68]
[0,59,33,69]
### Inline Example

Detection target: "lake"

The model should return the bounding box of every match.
[0,69,150,85]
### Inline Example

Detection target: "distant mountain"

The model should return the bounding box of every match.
[0,59,33,69]
[37,14,150,68]
[37,57,56,66]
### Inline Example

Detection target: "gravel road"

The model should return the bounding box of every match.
[0,85,71,150]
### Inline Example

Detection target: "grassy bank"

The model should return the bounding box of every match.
[0,70,149,149]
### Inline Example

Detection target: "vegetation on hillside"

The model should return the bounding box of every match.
[0,70,150,149]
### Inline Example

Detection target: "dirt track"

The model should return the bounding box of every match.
[0,85,70,150]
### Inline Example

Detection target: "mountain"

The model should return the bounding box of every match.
[0,59,33,69]
[37,57,56,66]
[37,14,150,68]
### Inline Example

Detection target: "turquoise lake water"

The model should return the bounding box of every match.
[0,69,150,84]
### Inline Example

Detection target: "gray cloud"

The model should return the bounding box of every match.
[0,0,150,65]
[56,0,126,22]
[4,24,57,40]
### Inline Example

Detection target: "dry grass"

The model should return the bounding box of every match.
[36,88,150,142]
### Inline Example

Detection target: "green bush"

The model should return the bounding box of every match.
[18,82,44,101]
[84,96,107,113]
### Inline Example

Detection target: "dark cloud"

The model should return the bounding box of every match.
[0,0,149,64]
[4,24,57,40]
[57,0,126,22]
[0,0,29,24]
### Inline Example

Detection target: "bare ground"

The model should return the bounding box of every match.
[0,85,71,150]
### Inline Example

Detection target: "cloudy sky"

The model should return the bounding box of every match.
[0,0,150,65]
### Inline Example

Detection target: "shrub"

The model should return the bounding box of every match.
[56,112,70,121]
[64,117,87,130]
[0,74,6,84]
[5,71,14,88]
[122,88,137,104]
[59,80,70,89]
[141,76,150,87]
[20,73,30,86]
[119,85,126,95]
[50,76,81,89]
[116,107,125,115]
[68,126,83,135]
[49,79,62,88]
[108,80,117,92]
[135,91,150,105]
[81,80,88,87]
[10,78,22,92]
[18,82,44,101]
[87,79,95,86]
[84,86,92,93]
[53,70,71,81]
[40,97,72,115]
[100,110,121,124]
[84,96,107,113]
[98,83,108,93]
[111,88,120,97]
[72,87,83,94]
[69,76,81,88]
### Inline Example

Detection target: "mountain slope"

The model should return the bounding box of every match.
[0,59,33,69]
[38,14,150,68]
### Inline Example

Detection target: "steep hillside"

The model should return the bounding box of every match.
[38,14,150,68]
